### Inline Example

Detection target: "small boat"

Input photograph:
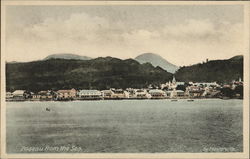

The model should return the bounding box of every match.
[221,97,230,100]
[187,99,194,102]
[46,108,50,111]
[171,99,178,102]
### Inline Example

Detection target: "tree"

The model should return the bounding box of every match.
[234,85,243,98]
[221,87,234,98]
[176,85,186,91]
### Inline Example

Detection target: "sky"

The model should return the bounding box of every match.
[5,5,245,66]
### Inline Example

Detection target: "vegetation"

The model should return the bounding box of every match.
[220,85,243,99]
[175,55,243,83]
[6,55,244,92]
[6,57,173,92]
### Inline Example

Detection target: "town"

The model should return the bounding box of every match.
[6,77,243,101]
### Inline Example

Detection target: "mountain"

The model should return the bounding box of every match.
[44,53,92,60]
[229,55,243,61]
[175,55,243,83]
[135,53,179,73]
[6,57,173,92]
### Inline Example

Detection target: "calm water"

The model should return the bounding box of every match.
[6,99,243,153]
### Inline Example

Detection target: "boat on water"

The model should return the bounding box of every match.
[187,99,194,102]
[171,99,178,102]
[220,97,230,100]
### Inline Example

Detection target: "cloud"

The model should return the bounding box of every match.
[160,19,243,44]
[23,13,110,42]
[163,19,215,40]
[6,12,244,66]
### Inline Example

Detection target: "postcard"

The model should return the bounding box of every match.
[1,1,249,159]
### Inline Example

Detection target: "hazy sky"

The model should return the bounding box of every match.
[5,5,244,66]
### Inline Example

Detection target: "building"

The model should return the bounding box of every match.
[37,90,54,101]
[161,76,185,91]
[102,90,114,99]
[126,88,136,98]
[12,90,25,100]
[192,82,219,88]
[6,92,13,101]
[135,89,151,99]
[149,89,166,99]
[31,93,41,101]
[176,90,185,97]
[57,88,76,100]
[6,92,13,98]
[102,89,128,99]
[111,89,129,99]
[187,90,204,98]
[166,90,185,98]
[78,90,102,100]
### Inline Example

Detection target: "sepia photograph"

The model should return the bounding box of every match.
[1,1,249,159]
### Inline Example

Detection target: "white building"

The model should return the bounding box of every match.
[161,76,185,90]
[192,82,219,87]
[149,89,166,99]
[6,92,13,99]
[12,90,25,97]
[78,90,102,100]
[12,90,25,100]
[166,90,185,98]
[135,89,151,99]
[102,90,114,99]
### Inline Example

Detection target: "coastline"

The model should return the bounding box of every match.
[5,97,243,102]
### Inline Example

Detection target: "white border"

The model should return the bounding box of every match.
[1,1,249,159]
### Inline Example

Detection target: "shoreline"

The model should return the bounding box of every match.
[5,97,243,102]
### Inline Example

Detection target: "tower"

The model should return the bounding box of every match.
[171,76,177,90]
[172,76,176,84]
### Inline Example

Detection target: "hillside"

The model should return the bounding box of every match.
[175,55,243,83]
[135,53,179,73]
[6,57,173,92]
[44,53,92,60]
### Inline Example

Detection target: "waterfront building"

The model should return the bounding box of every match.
[6,92,13,99]
[12,90,25,100]
[78,90,102,100]
[31,93,41,101]
[111,89,129,99]
[135,89,151,99]
[166,90,185,98]
[57,88,76,100]
[6,92,14,101]
[202,87,220,98]
[175,90,185,97]
[187,90,204,98]
[149,89,166,99]
[38,90,54,101]
[102,90,114,99]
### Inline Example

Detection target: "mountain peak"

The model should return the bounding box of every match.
[229,55,243,61]
[135,53,179,73]
[44,53,92,60]
[137,52,160,57]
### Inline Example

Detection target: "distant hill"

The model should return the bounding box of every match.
[135,53,179,73]
[6,57,173,92]
[175,55,243,83]
[44,53,92,60]
[229,55,243,61]
[8,61,19,64]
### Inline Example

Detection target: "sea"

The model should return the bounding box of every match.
[6,99,243,153]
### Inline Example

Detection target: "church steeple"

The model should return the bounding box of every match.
[172,76,176,84]
[239,77,242,82]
